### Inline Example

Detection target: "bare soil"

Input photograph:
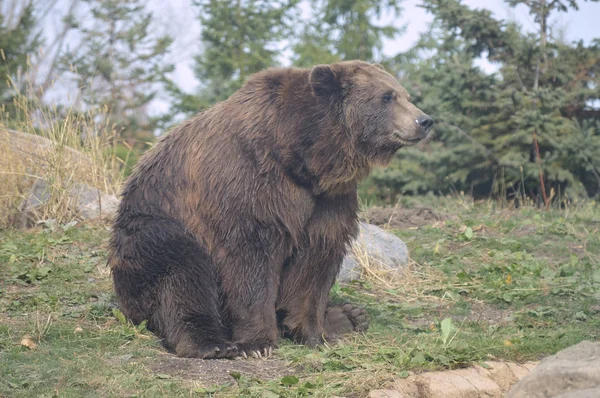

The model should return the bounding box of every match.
[150,354,294,386]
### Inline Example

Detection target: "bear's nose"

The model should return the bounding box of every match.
[416,115,434,133]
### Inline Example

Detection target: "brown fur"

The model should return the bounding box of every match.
[108,60,432,358]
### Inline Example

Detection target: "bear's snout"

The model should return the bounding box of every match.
[416,115,434,134]
[391,113,433,145]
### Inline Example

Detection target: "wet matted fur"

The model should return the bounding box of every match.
[108,60,433,359]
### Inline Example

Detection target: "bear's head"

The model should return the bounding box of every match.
[309,60,433,167]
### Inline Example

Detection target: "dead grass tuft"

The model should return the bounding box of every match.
[0,81,125,226]
[351,240,404,288]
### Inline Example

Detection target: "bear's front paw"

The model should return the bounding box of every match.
[176,342,238,359]
[235,342,277,359]
[302,335,327,347]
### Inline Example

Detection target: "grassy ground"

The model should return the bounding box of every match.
[1,201,599,397]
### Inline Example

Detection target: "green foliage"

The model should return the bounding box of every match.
[291,22,342,68]
[172,0,299,116]
[505,0,599,17]
[60,0,174,140]
[362,0,600,202]
[2,0,599,203]
[0,4,41,119]
[293,0,402,66]
[440,317,458,347]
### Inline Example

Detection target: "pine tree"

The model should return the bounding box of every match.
[293,0,402,66]
[60,0,174,141]
[501,0,600,201]
[363,22,503,201]
[172,0,298,116]
[362,0,600,202]
[291,22,341,68]
[0,3,41,119]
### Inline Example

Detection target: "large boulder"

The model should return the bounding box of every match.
[1,128,92,165]
[339,222,409,282]
[1,129,119,227]
[16,179,119,227]
[508,341,600,398]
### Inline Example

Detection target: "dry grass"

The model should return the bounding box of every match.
[354,243,451,306]
[0,84,124,226]
[351,240,403,288]
[352,205,446,296]
[350,227,455,312]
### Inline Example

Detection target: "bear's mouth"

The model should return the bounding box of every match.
[392,131,424,146]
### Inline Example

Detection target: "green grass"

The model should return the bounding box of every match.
[1,201,599,397]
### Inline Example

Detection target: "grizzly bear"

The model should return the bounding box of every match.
[108,60,433,359]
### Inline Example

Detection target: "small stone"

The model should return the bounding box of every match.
[20,336,37,350]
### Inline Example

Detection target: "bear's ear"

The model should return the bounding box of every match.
[309,65,340,97]
[373,63,386,71]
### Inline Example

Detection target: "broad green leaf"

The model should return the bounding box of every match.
[281,375,299,386]
[464,227,474,240]
[441,317,457,344]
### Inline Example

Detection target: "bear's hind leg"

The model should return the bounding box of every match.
[111,217,235,359]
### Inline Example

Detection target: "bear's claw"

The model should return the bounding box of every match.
[235,343,276,359]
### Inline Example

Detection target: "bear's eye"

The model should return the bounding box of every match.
[382,91,395,103]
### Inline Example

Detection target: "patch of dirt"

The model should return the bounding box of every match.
[149,354,294,386]
[567,242,588,257]
[361,206,445,229]
[465,302,513,324]
[512,224,538,237]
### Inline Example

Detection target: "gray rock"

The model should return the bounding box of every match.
[338,222,409,283]
[508,341,600,398]
[17,179,119,227]
[69,182,119,220]
[339,255,362,283]
[2,129,92,166]
[555,388,600,398]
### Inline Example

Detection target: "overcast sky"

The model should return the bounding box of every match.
[384,0,599,53]
[137,0,600,115]
[149,0,599,92]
